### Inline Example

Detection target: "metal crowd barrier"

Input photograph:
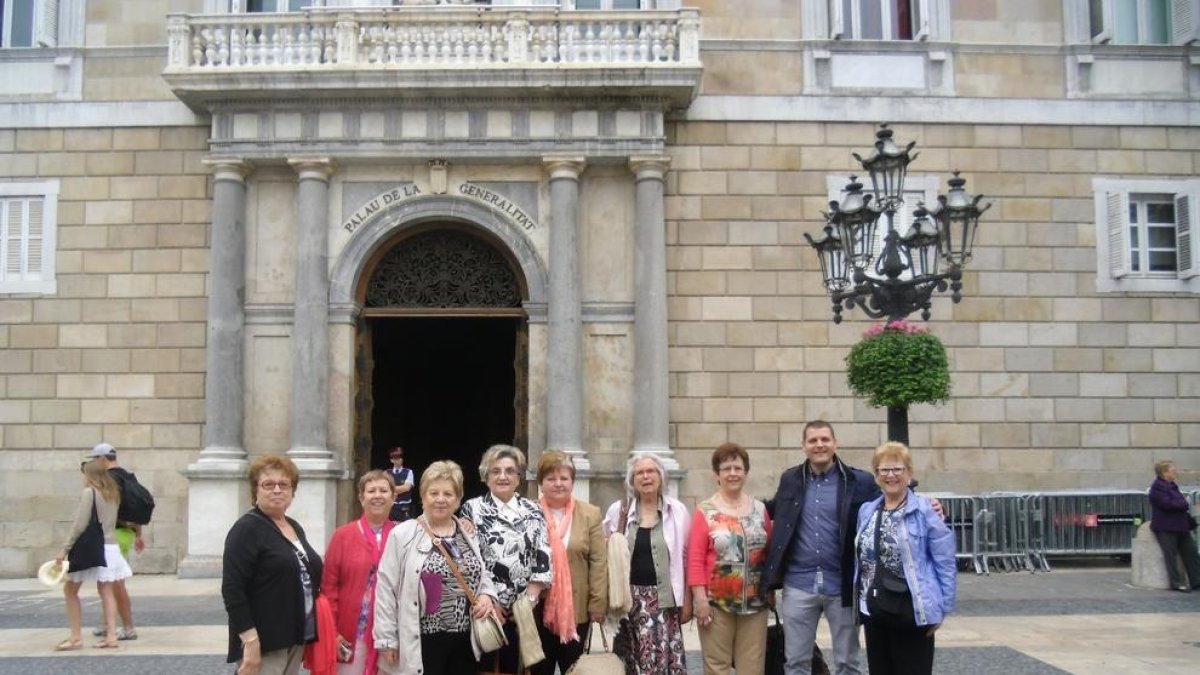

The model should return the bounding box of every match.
[922,494,981,572]
[1029,490,1150,563]
[978,493,1043,574]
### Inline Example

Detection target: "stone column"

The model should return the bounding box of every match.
[629,156,677,472]
[543,156,588,473]
[286,158,341,552]
[181,158,252,578]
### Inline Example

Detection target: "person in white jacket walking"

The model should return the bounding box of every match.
[373,461,499,675]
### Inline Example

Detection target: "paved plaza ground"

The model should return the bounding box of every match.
[0,567,1197,674]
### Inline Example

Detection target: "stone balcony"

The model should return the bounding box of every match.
[163,6,702,110]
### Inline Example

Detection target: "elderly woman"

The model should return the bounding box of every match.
[530,450,607,675]
[855,442,956,675]
[686,443,772,675]
[603,451,692,675]
[223,454,324,675]
[1149,460,1200,591]
[374,461,499,675]
[322,470,397,675]
[459,445,553,673]
[55,459,133,651]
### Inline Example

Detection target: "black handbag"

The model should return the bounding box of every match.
[865,505,916,627]
[765,607,830,675]
[67,490,106,573]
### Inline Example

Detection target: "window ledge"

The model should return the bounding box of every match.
[1066,46,1199,99]
[804,41,954,96]
[0,48,82,101]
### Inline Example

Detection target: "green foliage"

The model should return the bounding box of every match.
[845,326,950,409]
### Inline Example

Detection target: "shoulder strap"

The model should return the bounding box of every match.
[618,498,631,534]
[417,517,478,606]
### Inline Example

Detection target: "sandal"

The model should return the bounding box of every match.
[93,640,119,649]
[117,628,138,641]
[54,638,83,651]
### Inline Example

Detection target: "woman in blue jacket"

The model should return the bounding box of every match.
[854,442,955,675]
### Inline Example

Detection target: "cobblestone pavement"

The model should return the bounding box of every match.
[0,568,1196,674]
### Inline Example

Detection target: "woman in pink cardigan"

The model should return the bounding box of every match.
[686,443,773,675]
[323,470,398,675]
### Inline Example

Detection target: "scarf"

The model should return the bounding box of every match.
[302,596,336,675]
[539,496,578,643]
[359,516,390,675]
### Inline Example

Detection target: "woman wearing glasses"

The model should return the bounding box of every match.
[854,442,956,675]
[222,454,324,675]
[459,445,553,673]
[374,460,499,675]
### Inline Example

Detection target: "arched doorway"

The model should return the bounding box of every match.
[353,223,529,507]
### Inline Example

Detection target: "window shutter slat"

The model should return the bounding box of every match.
[1177,193,1198,279]
[1174,0,1199,45]
[34,0,60,48]
[26,199,44,279]
[1106,190,1129,278]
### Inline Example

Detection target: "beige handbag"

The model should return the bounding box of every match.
[418,519,508,655]
[606,500,633,615]
[566,622,623,675]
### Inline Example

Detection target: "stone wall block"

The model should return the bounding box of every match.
[53,424,103,449]
[676,372,729,398]
[1129,423,1179,448]
[1103,399,1154,423]
[1005,398,1055,422]
[1054,398,1104,422]
[955,398,1008,422]
[16,129,64,152]
[81,349,132,373]
[676,322,727,346]
[81,399,131,424]
[1053,347,1104,372]
[151,424,201,449]
[7,374,55,398]
[727,322,778,346]
[1080,424,1131,448]
[1153,348,1200,373]
[1079,373,1128,397]
[9,325,57,349]
[1102,348,1153,372]
[1154,400,1200,422]
[63,129,113,151]
[677,423,729,448]
[981,423,1031,448]
[101,424,153,449]
[112,129,161,151]
[106,375,155,398]
[154,373,204,398]
[85,152,134,176]
[56,374,105,398]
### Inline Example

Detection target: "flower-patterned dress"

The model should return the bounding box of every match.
[695,498,771,614]
[458,493,553,610]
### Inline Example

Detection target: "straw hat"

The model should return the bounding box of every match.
[37,559,68,586]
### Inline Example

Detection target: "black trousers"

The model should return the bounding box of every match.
[863,617,936,675]
[389,503,411,522]
[421,630,475,675]
[527,602,588,675]
[1154,530,1200,589]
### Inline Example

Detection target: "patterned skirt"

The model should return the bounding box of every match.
[614,584,686,675]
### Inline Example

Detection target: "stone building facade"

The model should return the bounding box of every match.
[0,0,1197,576]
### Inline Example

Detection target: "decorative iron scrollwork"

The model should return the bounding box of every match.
[365,230,522,308]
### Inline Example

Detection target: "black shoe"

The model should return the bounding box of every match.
[1172,584,1191,592]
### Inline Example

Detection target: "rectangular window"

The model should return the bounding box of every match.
[245,0,309,12]
[1094,179,1199,293]
[834,0,927,40]
[1090,0,1173,44]
[0,181,59,295]
[574,0,643,9]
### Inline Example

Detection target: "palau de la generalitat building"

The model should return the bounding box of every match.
[0,0,1197,576]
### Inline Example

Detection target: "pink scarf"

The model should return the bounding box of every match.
[359,516,390,675]
[539,496,578,643]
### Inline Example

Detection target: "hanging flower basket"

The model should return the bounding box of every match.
[845,320,951,409]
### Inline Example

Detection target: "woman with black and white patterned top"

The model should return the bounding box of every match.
[459,445,553,674]
[373,461,499,675]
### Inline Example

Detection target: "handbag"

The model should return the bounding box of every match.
[865,505,916,627]
[566,622,622,675]
[606,500,633,615]
[66,490,106,573]
[418,519,508,655]
[765,607,829,675]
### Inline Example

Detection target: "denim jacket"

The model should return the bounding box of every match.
[854,491,957,627]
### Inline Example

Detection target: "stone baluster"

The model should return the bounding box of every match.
[629,156,677,471]
[544,156,588,471]
[336,12,358,64]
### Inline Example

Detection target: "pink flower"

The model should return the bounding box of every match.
[862,319,928,338]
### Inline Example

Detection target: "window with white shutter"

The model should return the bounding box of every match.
[1093,178,1200,293]
[1076,0,1196,44]
[0,181,59,295]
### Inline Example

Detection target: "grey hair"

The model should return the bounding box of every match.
[478,444,527,482]
[624,451,668,498]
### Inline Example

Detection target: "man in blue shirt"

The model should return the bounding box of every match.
[761,421,878,675]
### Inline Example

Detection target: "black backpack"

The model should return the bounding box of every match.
[110,467,155,525]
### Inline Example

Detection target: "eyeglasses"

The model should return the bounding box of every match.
[876,466,907,476]
[259,480,293,491]
[488,467,519,477]
[718,465,746,474]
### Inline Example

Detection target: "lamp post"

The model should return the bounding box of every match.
[805,123,991,443]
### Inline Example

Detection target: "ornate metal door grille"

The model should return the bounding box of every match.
[365,229,522,309]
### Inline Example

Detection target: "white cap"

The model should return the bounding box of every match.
[86,442,117,460]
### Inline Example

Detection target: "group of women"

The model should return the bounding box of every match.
[219,440,956,675]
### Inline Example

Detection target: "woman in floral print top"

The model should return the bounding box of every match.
[686,442,773,675]
[459,444,552,673]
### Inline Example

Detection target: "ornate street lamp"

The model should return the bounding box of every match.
[807,124,991,324]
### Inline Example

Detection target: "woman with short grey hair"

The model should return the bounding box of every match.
[603,451,692,675]
[460,444,552,673]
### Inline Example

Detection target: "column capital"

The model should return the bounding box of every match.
[629,155,671,181]
[202,158,253,184]
[543,156,586,180]
[288,157,336,182]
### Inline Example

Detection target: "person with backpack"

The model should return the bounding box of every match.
[87,442,155,641]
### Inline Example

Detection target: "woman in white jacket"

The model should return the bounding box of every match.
[373,461,499,675]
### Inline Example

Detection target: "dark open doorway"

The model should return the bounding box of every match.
[366,317,522,503]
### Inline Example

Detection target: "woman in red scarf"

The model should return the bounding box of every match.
[322,470,397,675]
[530,450,608,675]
